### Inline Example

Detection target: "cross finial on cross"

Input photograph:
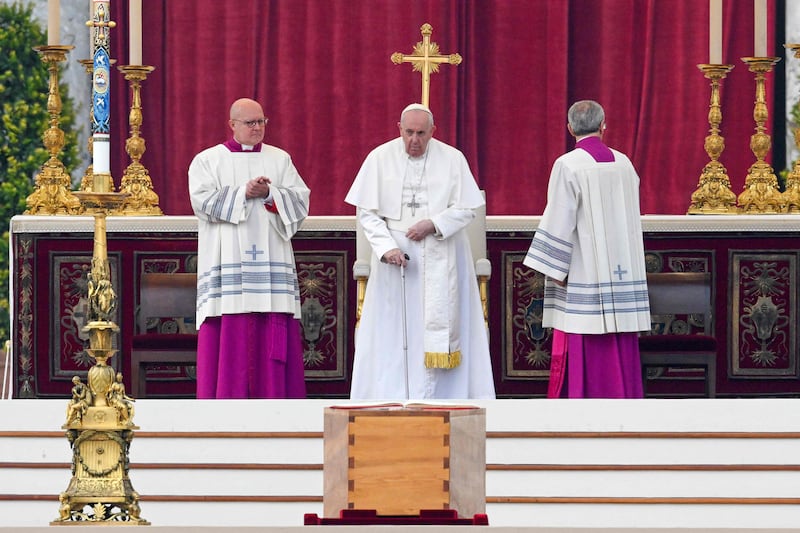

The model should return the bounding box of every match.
[391,23,462,108]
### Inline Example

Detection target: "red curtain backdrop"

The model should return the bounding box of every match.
[105,0,777,216]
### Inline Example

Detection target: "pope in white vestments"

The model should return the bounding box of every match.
[345,103,496,400]
[189,98,310,399]
[524,100,650,398]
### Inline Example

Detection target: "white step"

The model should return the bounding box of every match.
[3,399,800,528]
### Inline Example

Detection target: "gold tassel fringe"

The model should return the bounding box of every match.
[424,350,461,369]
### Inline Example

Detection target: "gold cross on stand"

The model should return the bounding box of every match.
[391,23,462,108]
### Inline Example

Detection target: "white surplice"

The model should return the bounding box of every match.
[523,147,651,334]
[188,143,310,326]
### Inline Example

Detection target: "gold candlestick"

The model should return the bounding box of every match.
[24,45,82,216]
[688,64,737,214]
[116,65,162,215]
[737,57,783,214]
[782,44,800,213]
[53,189,148,525]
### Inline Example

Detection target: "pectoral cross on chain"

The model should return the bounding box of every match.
[391,23,462,108]
[406,195,420,216]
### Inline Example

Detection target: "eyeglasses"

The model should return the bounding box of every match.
[233,118,268,128]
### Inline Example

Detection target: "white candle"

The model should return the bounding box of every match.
[709,0,722,64]
[47,0,59,45]
[93,134,110,174]
[754,0,767,57]
[129,0,143,65]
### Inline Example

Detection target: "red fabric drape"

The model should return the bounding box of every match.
[106,0,776,216]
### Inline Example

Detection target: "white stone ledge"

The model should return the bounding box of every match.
[11,214,800,235]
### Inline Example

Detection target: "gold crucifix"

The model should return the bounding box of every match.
[391,23,462,108]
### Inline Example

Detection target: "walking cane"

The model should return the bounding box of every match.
[399,254,410,399]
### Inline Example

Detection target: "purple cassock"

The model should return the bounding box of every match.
[197,314,306,399]
[547,136,644,399]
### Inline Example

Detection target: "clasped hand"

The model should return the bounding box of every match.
[246,176,271,199]
[405,219,435,241]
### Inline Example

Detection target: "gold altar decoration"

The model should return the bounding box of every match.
[391,23,462,108]
[51,190,148,525]
[782,44,800,213]
[687,64,737,214]
[116,64,162,216]
[737,57,783,214]
[25,45,82,216]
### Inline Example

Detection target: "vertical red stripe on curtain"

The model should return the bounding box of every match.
[461,0,570,215]
[107,0,775,217]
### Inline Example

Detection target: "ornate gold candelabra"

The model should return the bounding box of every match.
[52,190,148,525]
[782,44,800,213]
[25,45,82,215]
[688,64,737,214]
[737,57,783,214]
[116,64,162,215]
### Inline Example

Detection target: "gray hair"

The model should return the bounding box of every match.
[568,100,605,136]
[400,103,434,127]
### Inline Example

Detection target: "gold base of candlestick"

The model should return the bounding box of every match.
[782,171,800,213]
[738,161,783,213]
[689,161,738,214]
[688,64,737,214]
[25,159,83,215]
[116,65,162,216]
[737,57,782,214]
[118,162,163,215]
[25,45,82,216]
